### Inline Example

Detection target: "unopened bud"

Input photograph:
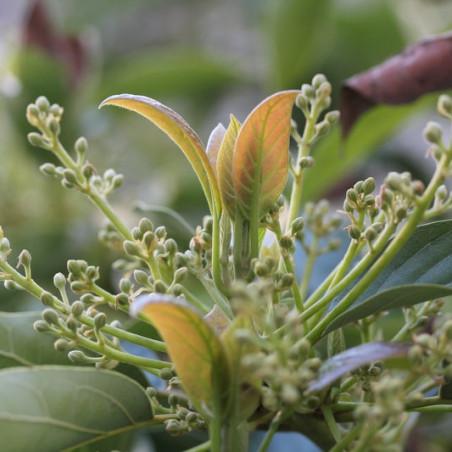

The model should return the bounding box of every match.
[68,350,89,363]
[47,117,60,136]
[27,132,45,147]
[173,267,188,283]
[363,177,376,195]
[295,94,309,112]
[315,120,330,137]
[301,84,315,100]
[299,156,315,168]
[423,121,442,144]
[53,272,67,290]
[39,163,57,176]
[42,308,59,325]
[75,137,88,156]
[312,73,327,89]
[348,225,361,240]
[40,291,55,306]
[154,226,167,240]
[36,96,50,112]
[437,94,452,118]
[34,320,51,332]
[123,240,141,257]
[325,110,340,124]
[134,269,149,285]
[26,104,41,126]
[154,280,167,293]
[71,301,84,317]
[290,217,304,235]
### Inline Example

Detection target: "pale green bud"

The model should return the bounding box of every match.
[94,312,107,329]
[36,96,50,113]
[312,73,327,89]
[53,272,67,290]
[39,163,57,177]
[290,217,304,235]
[119,278,132,293]
[437,94,452,118]
[42,308,59,325]
[165,238,178,254]
[301,84,315,100]
[139,217,154,233]
[154,226,167,240]
[173,267,188,283]
[74,137,88,156]
[315,120,330,137]
[134,269,149,285]
[27,132,46,147]
[423,121,442,144]
[123,240,141,257]
[299,156,315,168]
[34,320,51,333]
[362,177,376,195]
[131,227,143,241]
[54,338,71,351]
[68,350,89,363]
[348,225,361,240]
[295,94,309,111]
[26,104,41,126]
[63,169,78,185]
[40,291,55,307]
[71,301,84,318]
[46,117,60,136]
[325,110,340,124]
[154,280,167,293]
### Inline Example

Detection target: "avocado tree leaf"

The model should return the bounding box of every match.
[233,91,299,220]
[206,122,226,174]
[132,294,230,418]
[0,366,153,452]
[0,312,71,369]
[308,342,411,392]
[325,220,452,333]
[217,114,241,219]
[99,94,220,215]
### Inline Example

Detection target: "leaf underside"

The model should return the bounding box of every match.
[325,220,452,333]
[308,342,411,392]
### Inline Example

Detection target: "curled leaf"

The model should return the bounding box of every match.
[206,122,226,174]
[341,32,452,136]
[99,94,221,215]
[132,294,230,417]
[233,90,299,220]
[217,114,241,219]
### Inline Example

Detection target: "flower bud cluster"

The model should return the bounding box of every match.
[67,259,100,294]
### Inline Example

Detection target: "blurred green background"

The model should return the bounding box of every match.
[0,0,451,450]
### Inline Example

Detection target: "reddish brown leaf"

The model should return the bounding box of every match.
[340,32,452,136]
[23,0,85,84]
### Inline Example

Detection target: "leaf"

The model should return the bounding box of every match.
[132,294,230,418]
[233,91,299,220]
[440,360,452,400]
[0,366,153,452]
[340,32,452,136]
[206,123,226,174]
[99,94,220,215]
[308,342,410,392]
[0,312,71,368]
[217,114,241,219]
[325,220,452,333]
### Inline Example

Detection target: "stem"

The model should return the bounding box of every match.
[211,213,228,296]
[329,422,363,452]
[184,441,212,452]
[299,234,318,303]
[321,405,341,444]
[258,409,288,452]
[306,151,451,343]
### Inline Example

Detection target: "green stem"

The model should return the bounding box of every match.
[299,234,319,303]
[329,422,363,452]
[184,441,212,452]
[306,151,451,344]
[212,213,228,295]
[258,409,289,452]
[321,405,341,444]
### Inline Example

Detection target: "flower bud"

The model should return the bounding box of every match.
[348,225,361,240]
[39,163,57,177]
[131,227,143,241]
[123,240,141,257]
[27,132,46,147]
[159,367,175,380]
[437,94,452,118]
[119,278,132,293]
[71,301,84,318]
[301,84,315,100]
[325,110,340,124]
[139,217,154,233]
[295,94,309,112]
[111,174,124,190]
[116,293,129,306]
[36,96,50,112]
[26,104,41,126]
[299,156,315,168]
[317,81,332,99]
[290,217,304,235]
[42,308,59,325]
[54,338,71,351]
[154,226,167,240]
[63,169,78,185]
[40,291,55,306]
[68,350,89,363]
[94,312,107,329]
[47,117,60,136]
[279,235,294,250]
[362,177,376,195]
[34,320,51,333]
[171,283,184,296]
[49,103,63,117]
[315,120,330,137]
[134,269,149,285]
[346,188,358,203]
[312,73,327,89]
[154,280,167,293]
[423,121,442,144]
[165,238,178,254]
[74,136,88,156]
[53,272,67,290]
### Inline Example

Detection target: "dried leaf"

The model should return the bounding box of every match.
[340,32,452,136]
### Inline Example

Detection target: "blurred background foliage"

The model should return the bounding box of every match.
[0,0,451,450]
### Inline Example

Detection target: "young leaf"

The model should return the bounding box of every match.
[308,342,410,392]
[0,366,153,451]
[233,90,299,220]
[325,220,452,333]
[206,122,227,174]
[99,94,221,215]
[217,114,241,219]
[132,294,230,418]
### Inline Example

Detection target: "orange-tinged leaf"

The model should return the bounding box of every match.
[99,94,220,215]
[233,91,299,220]
[206,123,226,174]
[217,114,241,219]
[132,294,229,417]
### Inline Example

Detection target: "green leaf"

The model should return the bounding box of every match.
[206,122,227,174]
[217,115,241,219]
[99,94,220,216]
[0,366,153,452]
[325,220,452,333]
[308,342,410,392]
[0,312,71,368]
[233,91,299,220]
[132,295,230,418]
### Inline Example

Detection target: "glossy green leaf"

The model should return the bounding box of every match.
[308,342,410,392]
[132,295,230,418]
[0,312,71,368]
[233,91,299,220]
[325,220,452,333]
[0,366,153,452]
[99,94,220,215]
[217,114,241,219]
